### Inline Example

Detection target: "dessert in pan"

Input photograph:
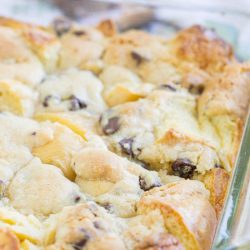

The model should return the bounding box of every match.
[0,16,249,250]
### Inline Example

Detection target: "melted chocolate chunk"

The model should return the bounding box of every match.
[188,84,204,95]
[74,196,81,203]
[93,221,104,230]
[139,176,161,191]
[171,158,196,179]
[215,163,223,169]
[52,18,72,36]
[73,30,86,36]
[73,229,90,250]
[72,237,89,250]
[131,51,149,65]
[119,138,134,158]
[42,95,60,107]
[42,95,52,107]
[160,84,177,91]
[102,116,120,135]
[31,131,36,136]
[98,202,113,213]
[68,95,87,111]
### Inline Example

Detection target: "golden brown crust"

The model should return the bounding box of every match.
[103,30,169,75]
[0,26,45,85]
[195,168,230,217]
[0,228,20,250]
[198,63,250,119]
[58,25,105,70]
[138,180,217,250]
[96,19,117,37]
[169,25,234,72]
[0,16,60,72]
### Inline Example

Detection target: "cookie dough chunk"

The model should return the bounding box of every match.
[0,113,52,181]
[100,89,222,175]
[168,25,234,72]
[34,111,98,140]
[37,68,107,114]
[137,180,217,250]
[72,148,161,217]
[0,17,60,72]
[56,24,105,71]
[32,123,85,180]
[0,79,37,117]
[46,203,126,250]
[198,63,250,168]
[103,30,181,85]
[7,158,85,216]
[0,26,44,86]
[100,65,154,106]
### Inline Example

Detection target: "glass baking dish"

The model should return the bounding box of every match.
[69,1,250,250]
[0,1,249,249]
[93,2,250,249]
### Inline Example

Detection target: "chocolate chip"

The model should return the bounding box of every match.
[215,163,223,169]
[188,84,204,95]
[131,51,149,65]
[102,116,120,135]
[52,18,72,36]
[119,138,134,158]
[72,236,90,250]
[40,77,46,84]
[42,95,60,107]
[93,221,100,229]
[139,176,161,191]
[42,95,52,107]
[31,132,36,136]
[171,158,196,179]
[159,84,177,91]
[74,196,81,203]
[93,221,104,230]
[68,95,87,111]
[73,30,86,36]
[98,202,113,213]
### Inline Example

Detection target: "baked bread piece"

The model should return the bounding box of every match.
[52,21,106,72]
[72,148,161,217]
[7,158,85,217]
[136,180,217,250]
[0,26,44,86]
[99,88,222,172]
[0,16,249,249]
[0,79,37,117]
[0,17,60,73]
[45,203,126,250]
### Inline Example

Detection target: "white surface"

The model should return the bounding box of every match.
[0,0,61,25]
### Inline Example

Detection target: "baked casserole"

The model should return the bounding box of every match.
[0,17,249,250]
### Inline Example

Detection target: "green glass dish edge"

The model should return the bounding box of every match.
[212,113,250,250]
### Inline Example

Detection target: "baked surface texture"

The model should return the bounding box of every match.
[0,17,249,250]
